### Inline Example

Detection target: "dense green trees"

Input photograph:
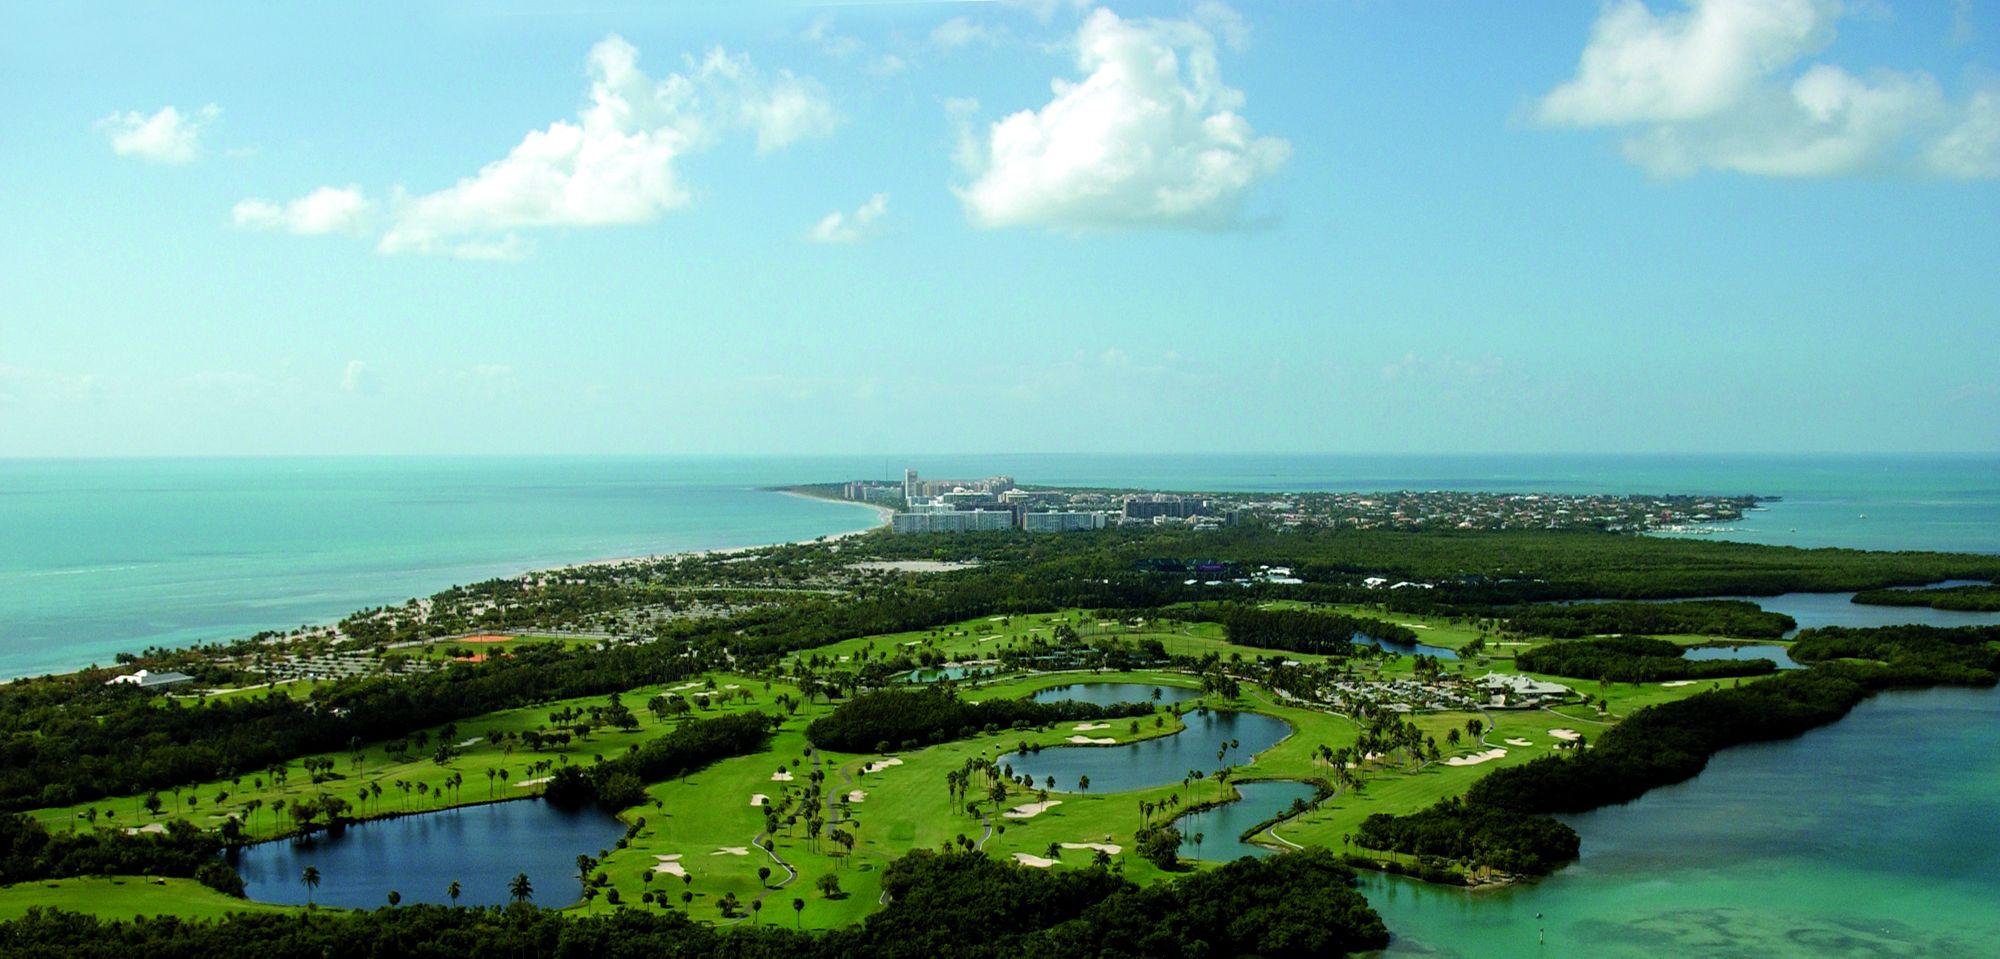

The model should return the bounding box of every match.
[0,814,241,895]
[1355,797,1579,876]
[1505,600,1794,639]
[1849,585,2000,612]
[1197,605,1412,655]
[1515,635,1778,682]
[804,688,1153,754]
[0,848,1388,959]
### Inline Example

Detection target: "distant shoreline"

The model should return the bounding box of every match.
[540,490,891,572]
[8,488,893,683]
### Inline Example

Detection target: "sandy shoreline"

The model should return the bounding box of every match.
[541,490,891,571]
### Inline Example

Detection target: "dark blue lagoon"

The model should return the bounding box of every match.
[231,799,625,908]
[1029,681,1204,707]
[1176,779,1319,861]
[998,704,1291,794]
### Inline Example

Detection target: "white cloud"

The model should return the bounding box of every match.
[0,365,100,406]
[932,16,1002,50]
[232,186,372,235]
[341,360,379,395]
[808,193,890,244]
[955,7,1289,230]
[1538,0,1999,179]
[803,15,864,60]
[1538,0,1838,126]
[97,104,219,164]
[1929,90,2000,179]
[369,36,834,258]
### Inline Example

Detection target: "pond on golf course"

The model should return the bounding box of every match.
[1000,684,1292,793]
[230,797,625,909]
[1175,779,1319,861]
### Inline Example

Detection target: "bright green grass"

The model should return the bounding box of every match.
[0,877,303,922]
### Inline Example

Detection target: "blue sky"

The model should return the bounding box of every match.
[2,0,1996,455]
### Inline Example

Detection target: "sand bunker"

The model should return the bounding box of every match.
[1067,735,1117,745]
[711,847,749,856]
[1060,842,1122,854]
[652,855,686,877]
[1012,853,1055,868]
[123,823,168,836]
[1072,722,1110,731]
[771,770,795,781]
[863,757,904,774]
[847,790,867,803]
[1662,680,1695,687]
[1550,728,1582,742]
[1504,738,1534,747]
[1004,800,1062,820]
[1445,748,1508,767]
[460,635,512,644]
[514,776,553,788]
[750,794,769,807]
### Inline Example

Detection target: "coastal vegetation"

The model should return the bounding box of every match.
[1358,624,2000,875]
[1515,635,1779,682]
[1503,600,1793,639]
[1849,584,2000,612]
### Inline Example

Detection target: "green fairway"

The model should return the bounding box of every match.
[0,877,303,922]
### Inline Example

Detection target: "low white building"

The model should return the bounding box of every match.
[106,669,194,689]
[1476,673,1571,708]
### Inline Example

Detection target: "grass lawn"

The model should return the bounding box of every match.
[0,877,303,922]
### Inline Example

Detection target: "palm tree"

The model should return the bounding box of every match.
[301,866,320,907]
[792,896,805,928]
[510,872,533,904]
[447,880,462,906]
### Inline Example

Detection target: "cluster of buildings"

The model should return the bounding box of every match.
[864,469,1223,534]
[841,468,1757,537]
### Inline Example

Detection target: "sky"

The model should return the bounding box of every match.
[1,0,1996,456]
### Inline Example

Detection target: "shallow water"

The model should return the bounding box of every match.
[1366,686,2000,957]
[230,798,625,909]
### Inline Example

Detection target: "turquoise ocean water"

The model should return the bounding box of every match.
[3,453,1995,679]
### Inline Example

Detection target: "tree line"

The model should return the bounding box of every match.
[1514,635,1778,682]
[1849,585,2000,612]
[804,688,1156,754]
[1193,604,1414,655]
[0,848,1390,959]
[1503,600,1793,639]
